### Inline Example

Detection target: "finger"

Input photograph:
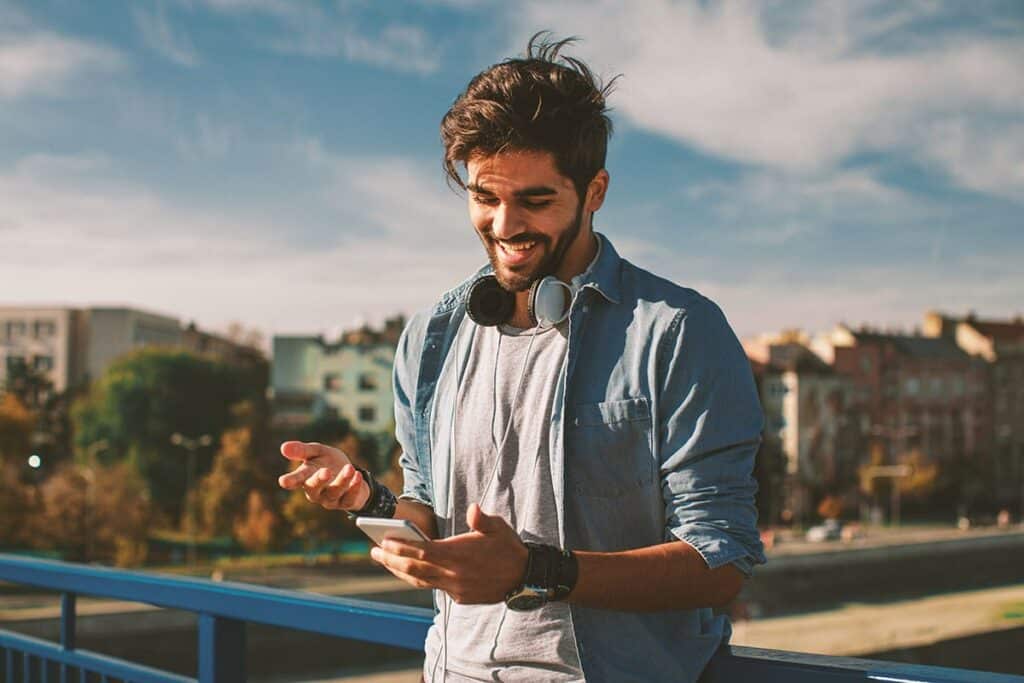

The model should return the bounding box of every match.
[303,467,335,490]
[331,466,370,509]
[371,546,453,584]
[321,465,361,507]
[466,503,503,535]
[280,441,336,462]
[278,463,316,489]
[373,560,433,590]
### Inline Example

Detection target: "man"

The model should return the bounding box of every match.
[279,34,764,682]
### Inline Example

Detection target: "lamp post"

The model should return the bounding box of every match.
[868,425,919,526]
[170,433,213,567]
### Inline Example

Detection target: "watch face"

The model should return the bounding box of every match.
[506,586,547,612]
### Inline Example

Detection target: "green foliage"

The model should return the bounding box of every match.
[71,348,260,524]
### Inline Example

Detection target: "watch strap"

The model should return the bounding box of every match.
[346,466,397,519]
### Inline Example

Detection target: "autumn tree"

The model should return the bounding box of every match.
[0,393,34,465]
[234,491,281,553]
[196,401,282,543]
[0,462,41,548]
[36,461,152,566]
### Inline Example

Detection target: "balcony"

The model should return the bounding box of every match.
[0,554,1018,682]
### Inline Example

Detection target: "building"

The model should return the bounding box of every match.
[818,324,990,465]
[925,311,1024,507]
[271,316,405,434]
[1,306,263,395]
[747,334,860,524]
[0,306,87,394]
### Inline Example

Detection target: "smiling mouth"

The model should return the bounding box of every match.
[496,239,539,265]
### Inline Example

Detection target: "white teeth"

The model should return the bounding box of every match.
[502,240,536,252]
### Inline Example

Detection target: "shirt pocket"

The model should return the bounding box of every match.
[567,397,656,498]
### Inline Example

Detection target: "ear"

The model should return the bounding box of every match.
[584,169,609,215]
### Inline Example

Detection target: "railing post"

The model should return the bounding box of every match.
[197,613,245,683]
[60,593,76,683]
[60,593,76,650]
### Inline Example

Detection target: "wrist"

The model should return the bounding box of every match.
[347,466,397,519]
[505,542,578,611]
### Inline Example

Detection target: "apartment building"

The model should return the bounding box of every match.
[271,316,405,434]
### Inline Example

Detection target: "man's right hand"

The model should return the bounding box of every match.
[278,441,371,511]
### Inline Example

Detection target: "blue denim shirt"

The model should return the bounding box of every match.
[394,233,765,682]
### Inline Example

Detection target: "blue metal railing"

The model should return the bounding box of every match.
[0,553,1021,682]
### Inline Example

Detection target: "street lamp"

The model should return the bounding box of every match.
[867,425,919,526]
[170,432,213,568]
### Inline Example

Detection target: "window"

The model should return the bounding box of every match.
[5,320,26,340]
[34,320,56,339]
[33,355,53,372]
[860,356,872,372]
[358,405,376,423]
[323,373,341,391]
[929,377,943,396]
[5,355,25,373]
[358,373,377,391]
[905,378,920,396]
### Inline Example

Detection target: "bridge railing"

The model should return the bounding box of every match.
[0,553,1019,682]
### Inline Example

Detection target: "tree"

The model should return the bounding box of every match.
[71,349,260,525]
[36,461,152,566]
[0,462,40,548]
[234,491,281,553]
[3,362,75,462]
[0,393,34,465]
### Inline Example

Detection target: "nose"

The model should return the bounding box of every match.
[490,201,524,240]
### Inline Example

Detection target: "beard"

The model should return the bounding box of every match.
[479,202,585,292]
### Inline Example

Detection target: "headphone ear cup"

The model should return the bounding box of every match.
[530,276,573,328]
[466,276,515,327]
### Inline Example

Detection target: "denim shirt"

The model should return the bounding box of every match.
[394,233,766,682]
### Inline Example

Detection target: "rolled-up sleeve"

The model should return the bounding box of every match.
[393,312,433,508]
[658,298,766,577]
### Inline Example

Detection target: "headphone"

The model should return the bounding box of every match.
[466,274,574,328]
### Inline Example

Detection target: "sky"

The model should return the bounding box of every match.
[1,0,1022,343]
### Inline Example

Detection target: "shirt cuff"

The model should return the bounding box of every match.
[669,524,763,578]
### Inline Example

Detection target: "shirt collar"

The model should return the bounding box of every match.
[573,231,622,304]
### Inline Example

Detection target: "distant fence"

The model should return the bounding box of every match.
[1,554,1020,682]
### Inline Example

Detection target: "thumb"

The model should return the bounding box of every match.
[466,503,502,534]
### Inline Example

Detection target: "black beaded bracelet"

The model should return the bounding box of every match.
[346,466,397,519]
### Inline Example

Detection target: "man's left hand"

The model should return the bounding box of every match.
[369,503,528,604]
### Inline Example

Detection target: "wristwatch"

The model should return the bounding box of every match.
[505,542,578,612]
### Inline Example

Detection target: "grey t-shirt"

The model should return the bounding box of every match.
[423,321,584,682]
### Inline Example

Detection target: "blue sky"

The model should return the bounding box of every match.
[1,0,1021,342]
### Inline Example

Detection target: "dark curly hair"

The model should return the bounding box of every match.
[441,32,617,200]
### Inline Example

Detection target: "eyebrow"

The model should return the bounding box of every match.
[467,183,559,198]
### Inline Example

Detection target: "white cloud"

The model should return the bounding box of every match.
[0,32,124,99]
[682,167,917,245]
[133,2,202,67]
[515,1,1024,198]
[0,146,480,337]
[917,118,1024,201]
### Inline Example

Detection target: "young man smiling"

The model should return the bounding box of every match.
[279,35,765,682]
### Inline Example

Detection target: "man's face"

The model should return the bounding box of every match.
[466,150,585,292]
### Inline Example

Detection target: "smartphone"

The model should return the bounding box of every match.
[355,517,431,545]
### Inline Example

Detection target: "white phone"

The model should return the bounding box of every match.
[355,517,431,545]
